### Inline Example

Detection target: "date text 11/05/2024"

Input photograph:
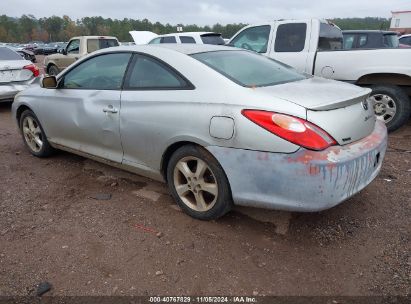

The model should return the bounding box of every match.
[149,296,257,303]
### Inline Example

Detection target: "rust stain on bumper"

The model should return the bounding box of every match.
[207,121,387,212]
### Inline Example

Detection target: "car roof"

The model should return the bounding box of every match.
[342,30,398,35]
[154,32,221,38]
[153,44,234,54]
[70,36,118,40]
[100,44,237,55]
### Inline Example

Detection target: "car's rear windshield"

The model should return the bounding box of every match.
[0,47,23,60]
[87,39,119,53]
[191,50,306,87]
[200,34,225,45]
[318,23,343,51]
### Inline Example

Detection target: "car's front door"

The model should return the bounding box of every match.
[39,52,132,163]
[59,39,80,69]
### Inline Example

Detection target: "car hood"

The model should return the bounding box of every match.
[256,76,371,110]
[129,31,158,44]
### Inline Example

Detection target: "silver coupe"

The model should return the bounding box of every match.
[12,44,387,220]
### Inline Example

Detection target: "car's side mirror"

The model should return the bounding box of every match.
[62,49,67,55]
[42,76,58,89]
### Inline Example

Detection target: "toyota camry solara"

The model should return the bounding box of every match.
[12,44,387,220]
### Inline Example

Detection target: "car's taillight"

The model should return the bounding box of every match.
[242,110,337,151]
[23,64,40,77]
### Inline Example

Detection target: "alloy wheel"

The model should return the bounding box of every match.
[22,116,43,153]
[173,156,218,212]
[370,93,397,124]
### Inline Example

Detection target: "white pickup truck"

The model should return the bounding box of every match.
[229,19,411,131]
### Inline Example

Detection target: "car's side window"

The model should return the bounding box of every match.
[230,25,271,53]
[358,35,368,47]
[66,39,80,54]
[274,23,307,52]
[343,34,355,49]
[61,53,131,90]
[124,54,190,90]
[180,36,196,44]
[161,36,177,43]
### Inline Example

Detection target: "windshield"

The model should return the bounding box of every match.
[0,47,23,60]
[192,50,306,87]
[383,34,399,48]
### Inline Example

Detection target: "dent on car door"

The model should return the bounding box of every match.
[120,53,194,173]
[39,52,132,162]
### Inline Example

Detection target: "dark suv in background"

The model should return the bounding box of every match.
[342,30,405,49]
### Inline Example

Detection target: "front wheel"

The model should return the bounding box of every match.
[166,145,233,220]
[368,85,411,132]
[48,65,60,76]
[19,110,54,157]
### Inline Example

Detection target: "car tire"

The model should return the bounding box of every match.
[19,110,54,158]
[48,65,60,76]
[166,145,233,220]
[369,85,411,132]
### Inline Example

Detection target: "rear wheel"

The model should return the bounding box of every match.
[368,85,411,132]
[48,65,60,76]
[19,110,54,157]
[166,145,232,220]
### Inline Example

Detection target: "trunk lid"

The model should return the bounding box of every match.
[256,77,376,145]
[0,60,33,83]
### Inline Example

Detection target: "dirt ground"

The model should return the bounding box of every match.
[0,81,410,297]
[35,55,45,74]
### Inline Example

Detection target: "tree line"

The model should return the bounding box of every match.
[0,15,391,43]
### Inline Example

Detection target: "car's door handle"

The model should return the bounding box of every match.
[103,105,118,114]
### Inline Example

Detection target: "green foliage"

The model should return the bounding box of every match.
[331,17,391,31]
[0,15,392,43]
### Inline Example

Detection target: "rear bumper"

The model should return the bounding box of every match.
[0,78,39,102]
[207,120,388,212]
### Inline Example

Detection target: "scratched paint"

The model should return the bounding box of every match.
[207,120,387,212]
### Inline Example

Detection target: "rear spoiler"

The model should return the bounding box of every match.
[308,90,372,111]
[129,31,158,45]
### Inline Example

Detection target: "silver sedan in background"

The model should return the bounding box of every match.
[0,46,39,102]
[12,44,387,220]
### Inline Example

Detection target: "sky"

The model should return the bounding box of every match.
[1,0,410,25]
